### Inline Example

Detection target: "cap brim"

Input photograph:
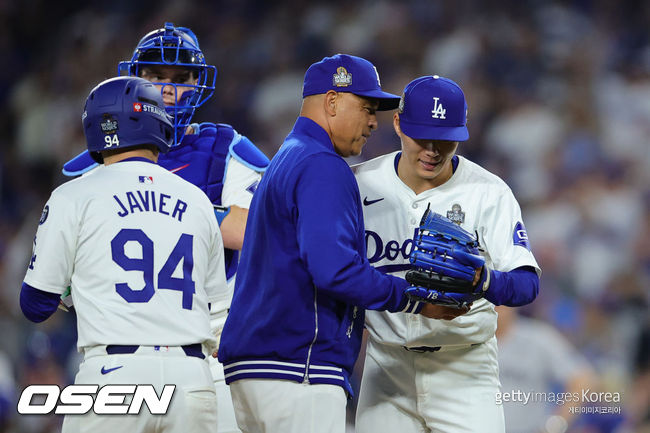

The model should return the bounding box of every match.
[353,89,401,111]
[400,120,469,141]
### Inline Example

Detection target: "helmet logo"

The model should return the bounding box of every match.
[134,102,166,117]
[100,114,119,134]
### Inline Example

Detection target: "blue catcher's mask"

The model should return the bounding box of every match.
[118,22,217,146]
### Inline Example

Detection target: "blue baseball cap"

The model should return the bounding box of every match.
[302,54,400,111]
[398,75,469,141]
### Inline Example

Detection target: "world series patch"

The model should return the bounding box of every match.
[333,67,352,87]
[446,203,465,225]
[100,114,119,134]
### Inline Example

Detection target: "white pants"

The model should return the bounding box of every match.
[356,336,504,433]
[209,355,241,433]
[230,379,347,433]
[62,345,218,433]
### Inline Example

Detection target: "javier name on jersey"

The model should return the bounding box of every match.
[113,190,188,222]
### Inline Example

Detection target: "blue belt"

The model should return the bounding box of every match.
[403,346,442,353]
[106,344,205,359]
[403,343,481,353]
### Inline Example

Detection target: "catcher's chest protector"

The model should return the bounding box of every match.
[158,123,232,206]
[158,123,239,280]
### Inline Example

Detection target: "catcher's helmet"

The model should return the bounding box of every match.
[82,76,173,163]
[118,22,217,145]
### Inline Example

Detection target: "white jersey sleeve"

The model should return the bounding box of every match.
[221,158,261,209]
[23,187,79,295]
[354,152,539,348]
[23,161,227,351]
[475,179,540,275]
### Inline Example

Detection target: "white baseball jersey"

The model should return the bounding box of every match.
[24,160,226,352]
[222,158,260,210]
[221,158,259,301]
[353,152,540,347]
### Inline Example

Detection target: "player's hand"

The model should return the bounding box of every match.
[419,303,471,320]
[212,350,218,358]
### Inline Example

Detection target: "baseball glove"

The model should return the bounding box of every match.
[405,207,490,309]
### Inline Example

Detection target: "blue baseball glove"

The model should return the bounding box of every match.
[405,207,490,309]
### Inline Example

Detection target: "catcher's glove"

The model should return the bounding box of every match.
[405,207,490,309]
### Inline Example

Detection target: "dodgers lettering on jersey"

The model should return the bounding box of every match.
[366,228,417,273]
[353,152,540,348]
[113,190,188,221]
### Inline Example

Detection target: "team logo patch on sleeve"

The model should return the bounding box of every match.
[39,205,49,225]
[246,180,259,194]
[513,221,530,250]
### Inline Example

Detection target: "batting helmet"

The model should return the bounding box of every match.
[117,22,216,146]
[82,76,174,163]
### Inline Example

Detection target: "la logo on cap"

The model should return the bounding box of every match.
[333,66,352,87]
[432,97,446,119]
[372,65,381,86]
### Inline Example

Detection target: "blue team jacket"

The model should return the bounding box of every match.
[218,117,417,394]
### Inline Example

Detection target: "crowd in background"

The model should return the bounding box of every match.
[0,0,648,432]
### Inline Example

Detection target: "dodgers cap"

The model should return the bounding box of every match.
[302,54,400,111]
[398,75,469,141]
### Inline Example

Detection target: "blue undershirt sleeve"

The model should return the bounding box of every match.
[484,266,539,307]
[20,283,61,323]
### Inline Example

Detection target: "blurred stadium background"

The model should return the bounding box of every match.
[0,0,648,432]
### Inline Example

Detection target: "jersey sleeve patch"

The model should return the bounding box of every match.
[246,180,259,194]
[513,221,531,250]
[39,205,49,225]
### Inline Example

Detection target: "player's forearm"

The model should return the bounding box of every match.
[20,282,60,323]
[219,205,248,250]
[484,266,539,306]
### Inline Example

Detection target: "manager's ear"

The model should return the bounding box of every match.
[393,112,402,135]
[324,90,339,117]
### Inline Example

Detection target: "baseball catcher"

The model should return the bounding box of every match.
[405,206,490,309]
